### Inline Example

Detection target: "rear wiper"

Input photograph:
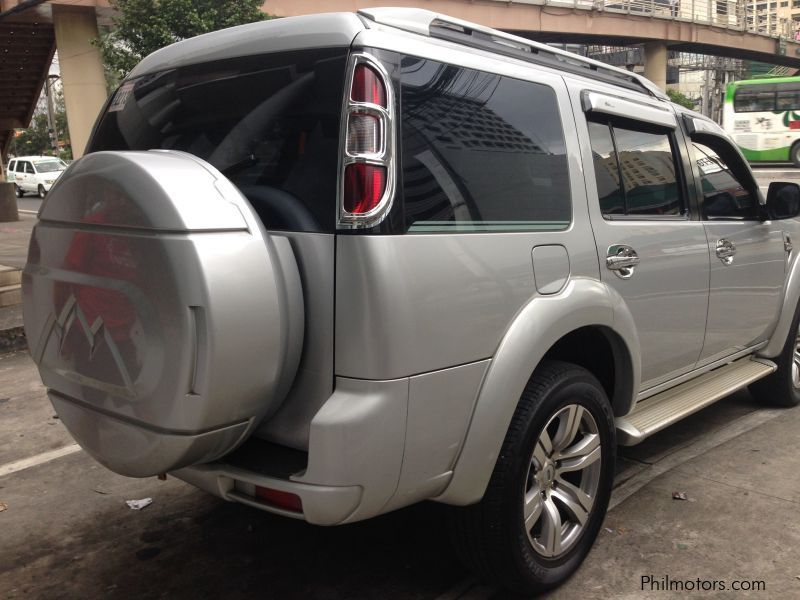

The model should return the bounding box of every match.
[221,154,256,176]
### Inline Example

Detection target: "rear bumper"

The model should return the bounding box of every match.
[173,375,408,526]
[173,362,489,525]
[173,463,364,526]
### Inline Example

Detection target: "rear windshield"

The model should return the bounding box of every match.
[89,48,348,232]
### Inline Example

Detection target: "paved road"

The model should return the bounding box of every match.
[2,349,799,599]
[752,164,800,194]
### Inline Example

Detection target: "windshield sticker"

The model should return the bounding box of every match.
[108,82,134,113]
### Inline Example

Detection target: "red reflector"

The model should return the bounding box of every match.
[255,486,303,513]
[351,64,387,107]
[790,121,800,130]
[344,163,386,214]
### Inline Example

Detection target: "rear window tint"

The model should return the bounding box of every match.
[89,48,348,233]
[399,58,571,233]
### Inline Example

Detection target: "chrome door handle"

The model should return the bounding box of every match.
[715,238,736,265]
[606,244,640,279]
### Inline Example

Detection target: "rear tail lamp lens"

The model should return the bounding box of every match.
[344,163,386,215]
[347,113,381,155]
[255,486,303,513]
[351,64,387,107]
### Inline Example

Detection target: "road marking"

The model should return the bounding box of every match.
[435,407,783,600]
[18,209,38,215]
[0,444,81,478]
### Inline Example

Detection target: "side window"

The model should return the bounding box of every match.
[587,119,683,217]
[691,141,758,220]
[400,59,571,232]
[776,83,800,111]
[733,87,776,112]
[8,160,15,172]
[24,162,34,174]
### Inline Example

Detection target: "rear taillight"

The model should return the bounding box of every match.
[351,64,387,107]
[347,113,381,155]
[344,163,386,214]
[339,55,394,227]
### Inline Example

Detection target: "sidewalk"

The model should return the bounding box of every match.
[0,213,35,351]
[0,213,35,269]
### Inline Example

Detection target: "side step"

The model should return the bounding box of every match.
[616,357,776,446]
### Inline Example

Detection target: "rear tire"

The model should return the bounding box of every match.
[791,142,800,168]
[749,301,800,407]
[448,360,615,595]
[38,184,46,199]
[14,184,22,198]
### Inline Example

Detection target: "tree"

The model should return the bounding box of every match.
[10,93,71,160]
[94,0,269,84]
[666,88,696,110]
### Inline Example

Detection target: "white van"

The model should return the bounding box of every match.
[6,155,68,198]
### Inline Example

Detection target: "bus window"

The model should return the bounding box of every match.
[776,83,800,111]
[733,88,775,112]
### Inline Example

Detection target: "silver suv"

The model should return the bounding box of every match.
[21,8,800,595]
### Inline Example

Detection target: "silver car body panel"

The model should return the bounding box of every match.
[759,217,800,357]
[335,64,599,380]
[254,232,334,450]
[436,278,641,505]
[127,13,365,79]
[698,220,786,364]
[566,80,711,389]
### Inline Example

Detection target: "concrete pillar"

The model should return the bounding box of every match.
[0,183,19,222]
[52,5,108,159]
[643,41,668,91]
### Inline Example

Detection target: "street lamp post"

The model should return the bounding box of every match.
[44,74,61,156]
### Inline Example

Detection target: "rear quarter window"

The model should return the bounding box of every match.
[398,58,571,233]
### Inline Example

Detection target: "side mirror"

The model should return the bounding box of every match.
[766,182,800,220]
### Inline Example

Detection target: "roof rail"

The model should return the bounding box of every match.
[358,7,669,101]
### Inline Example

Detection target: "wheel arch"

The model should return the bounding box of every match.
[435,277,640,506]
[760,242,800,358]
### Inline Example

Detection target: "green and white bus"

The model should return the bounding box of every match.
[722,76,800,166]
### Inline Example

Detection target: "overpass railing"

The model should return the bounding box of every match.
[537,0,793,40]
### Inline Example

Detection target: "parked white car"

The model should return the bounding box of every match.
[6,155,68,198]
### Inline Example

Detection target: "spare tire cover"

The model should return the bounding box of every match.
[22,150,304,477]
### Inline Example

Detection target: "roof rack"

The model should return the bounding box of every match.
[358,7,669,101]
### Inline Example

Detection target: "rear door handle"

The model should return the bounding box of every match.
[716,238,736,265]
[606,244,640,279]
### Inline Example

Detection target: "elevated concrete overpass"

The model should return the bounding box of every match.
[270,0,800,71]
[2,0,800,170]
[0,0,111,170]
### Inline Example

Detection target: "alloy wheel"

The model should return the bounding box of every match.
[523,404,602,558]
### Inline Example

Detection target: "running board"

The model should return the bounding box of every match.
[616,357,776,446]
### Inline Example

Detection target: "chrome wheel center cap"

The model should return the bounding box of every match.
[539,459,556,488]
